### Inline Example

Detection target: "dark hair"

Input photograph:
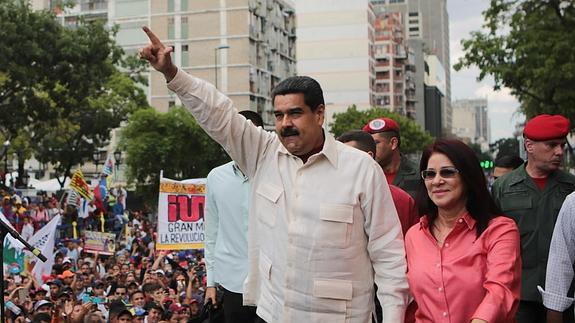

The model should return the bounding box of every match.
[337,130,376,155]
[271,76,325,111]
[129,290,144,300]
[495,155,524,169]
[375,130,401,148]
[415,138,502,237]
[239,110,264,127]
[142,282,162,295]
[31,313,52,323]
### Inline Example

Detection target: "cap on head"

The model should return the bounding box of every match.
[523,114,570,141]
[362,117,400,134]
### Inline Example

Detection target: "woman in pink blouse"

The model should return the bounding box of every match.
[405,139,521,323]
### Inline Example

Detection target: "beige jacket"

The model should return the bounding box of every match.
[168,69,408,322]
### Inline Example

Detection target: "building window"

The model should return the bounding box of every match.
[181,16,189,39]
[181,0,188,11]
[408,12,418,17]
[168,17,175,39]
[168,100,176,110]
[409,27,419,32]
[167,0,174,12]
[182,44,189,67]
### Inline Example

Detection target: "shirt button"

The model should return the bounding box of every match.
[458,218,463,223]
[442,312,448,317]
[444,242,449,247]
[436,263,440,268]
[438,287,443,292]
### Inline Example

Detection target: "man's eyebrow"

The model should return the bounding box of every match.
[274,107,304,114]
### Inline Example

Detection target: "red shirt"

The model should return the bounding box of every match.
[389,185,419,237]
[405,213,521,323]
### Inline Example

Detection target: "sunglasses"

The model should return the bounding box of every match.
[421,167,460,180]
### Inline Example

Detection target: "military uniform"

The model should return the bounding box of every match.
[392,155,419,199]
[492,165,575,321]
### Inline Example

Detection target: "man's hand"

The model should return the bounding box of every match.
[140,26,178,82]
[205,286,218,308]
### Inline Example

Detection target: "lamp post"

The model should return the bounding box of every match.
[214,44,230,90]
[22,171,29,188]
[113,150,122,182]
[92,150,101,175]
[2,140,10,186]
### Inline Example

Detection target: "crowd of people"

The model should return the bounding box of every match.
[1,190,213,323]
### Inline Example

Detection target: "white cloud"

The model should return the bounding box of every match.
[474,85,517,105]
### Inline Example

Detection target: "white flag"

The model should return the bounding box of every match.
[27,215,61,282]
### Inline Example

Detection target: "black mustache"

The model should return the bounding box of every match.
[281,127,299,137]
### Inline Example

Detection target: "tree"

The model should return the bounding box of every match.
[119,107,230,204]
[0,1,149,188]
[493,137,520,160]
[455,1,575,123]
[329,105,433,154]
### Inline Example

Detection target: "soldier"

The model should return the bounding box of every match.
[363,117,419,197]
[492,114,575,323]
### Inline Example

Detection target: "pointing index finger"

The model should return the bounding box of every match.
[142,26,163,47]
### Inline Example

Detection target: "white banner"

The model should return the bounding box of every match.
[27,215,61,282]
[156,174,206,250]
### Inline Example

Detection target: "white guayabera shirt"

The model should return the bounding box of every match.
[168,69,409,323]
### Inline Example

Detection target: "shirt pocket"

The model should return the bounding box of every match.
[317,203,354,248]
[312,279,352,323]
[500,192,536,268]
[255,183,283,228]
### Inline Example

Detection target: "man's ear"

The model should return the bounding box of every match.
[524,138,534,154]
[390,137,399,150]
[315,104,325,125]
[368,151,375,158]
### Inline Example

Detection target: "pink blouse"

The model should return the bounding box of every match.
[405,212,521,323]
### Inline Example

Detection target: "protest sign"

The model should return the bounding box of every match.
[157,174,206,250]
[83,231,116,255]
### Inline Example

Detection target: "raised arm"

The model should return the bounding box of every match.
[140,26,274,178]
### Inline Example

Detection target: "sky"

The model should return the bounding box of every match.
[447,0,525,142]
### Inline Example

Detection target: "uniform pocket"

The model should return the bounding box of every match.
[311,279,352,323]
[255,183,283,227]
[317,204,354,248]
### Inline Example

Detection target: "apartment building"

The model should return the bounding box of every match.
[372,9,416,118]
[45,0,296,125]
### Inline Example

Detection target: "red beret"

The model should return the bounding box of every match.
[362,117,400,134]
[523,114,570,141]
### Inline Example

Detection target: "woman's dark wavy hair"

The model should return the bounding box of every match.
[415,138,502,237]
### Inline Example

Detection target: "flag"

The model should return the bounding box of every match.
[66,190,81,208]
[70,169,93,201]
[26,215,60,283]
[1,211,26,269]
[102,154,114,176]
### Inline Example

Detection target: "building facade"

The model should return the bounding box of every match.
[452,98,490,150]
[371,0,451,135]
[45,0,296,126]
[294,0,375,124]
[372,9,417,118]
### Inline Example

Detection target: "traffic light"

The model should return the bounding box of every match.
[480,160,494,169]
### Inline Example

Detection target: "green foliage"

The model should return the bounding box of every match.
[455,0,575,123]
[0,1,149,187]
[493,137,520,159]
[329,105,433,154]
[119,107,230,203]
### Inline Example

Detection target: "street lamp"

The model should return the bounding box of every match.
[214,44,230,90]
[2,140,10,186]
[113,150,122,170]
[22,172,29,188]
[92,150,102,174]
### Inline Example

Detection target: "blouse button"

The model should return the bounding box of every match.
[442,312,448,317]
[444,242,450,247]
[438,287,443,292]
[458,218,463,223]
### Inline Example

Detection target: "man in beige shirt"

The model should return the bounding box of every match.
[140,27,408,323]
